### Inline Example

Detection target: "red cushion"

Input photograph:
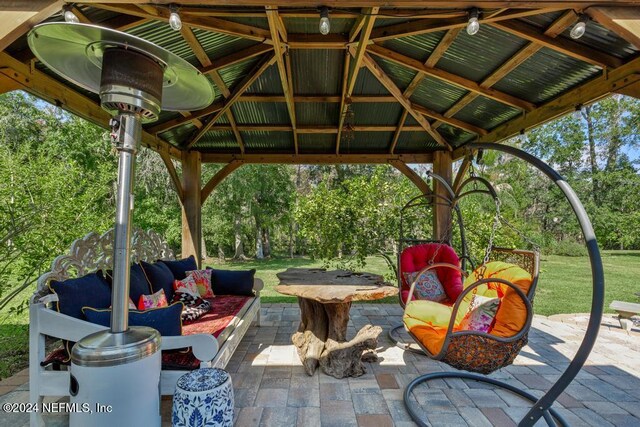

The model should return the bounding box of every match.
[400,244,462,303]
[182,295,252,338]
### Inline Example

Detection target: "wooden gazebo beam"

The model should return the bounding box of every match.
[200,153,434,164]
[336,7,378,154]
[361,52,450,148]
[186,52,277,148]
[588,7,640,49]
[201,160,244,204]
[432,9,578,130]
[266,6,298,154]
[388,160,433,196]
[471,55,640,149]
[490,19,623,68]
[391,28,461,154]
[0,0,63,51]
[180,25,245,153]
[368,44,536,111]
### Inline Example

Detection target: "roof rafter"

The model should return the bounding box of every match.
[433,10,577,130]
[391,28,461,154]
[201,153,434,165]
[473,55,640,146]
[207,124,433,132]
[180,24,245,153]
[336,7,379,154]
[0,0,63,51]
[587,7,640,49]
[369,7,563,42]
[186,52,277,148]
[90,3,272,42]
[361,52,450,148]
[490,19,623,68]
[368,44,536,111]
[266,6,298,154]
[200,44,274,75]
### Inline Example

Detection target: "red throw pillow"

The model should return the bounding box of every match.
[186,269,214,298]
[138,289,168,311]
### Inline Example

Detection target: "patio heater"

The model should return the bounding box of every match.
[28,23,214,426]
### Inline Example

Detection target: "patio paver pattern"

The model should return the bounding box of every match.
[1,303,638,426]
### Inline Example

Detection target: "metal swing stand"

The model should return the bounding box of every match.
[402,142,604,427]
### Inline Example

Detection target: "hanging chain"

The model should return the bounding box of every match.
[478,198,501,279]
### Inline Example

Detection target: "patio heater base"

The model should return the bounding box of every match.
[70,327,161,427]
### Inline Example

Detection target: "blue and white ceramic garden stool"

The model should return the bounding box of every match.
[172,368,234,427]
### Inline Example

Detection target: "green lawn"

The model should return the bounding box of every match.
[0,251,638,380]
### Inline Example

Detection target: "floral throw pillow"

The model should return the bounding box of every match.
[403,270,448,302]
[186,269,214,298]
[173,275,200,298]
[138,289,169,311]
[459,294,500,333]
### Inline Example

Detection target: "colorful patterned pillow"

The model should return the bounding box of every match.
[403,270,448,302]
[172,290,211,322]
[186,269,214,298]
[138,289,168,311]
[459,294,500,333]
[173,275,200,298]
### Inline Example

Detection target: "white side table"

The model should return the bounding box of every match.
[172,368,234,426]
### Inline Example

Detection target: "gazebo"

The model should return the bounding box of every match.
[1,2,640,425]
[2,1,639,262]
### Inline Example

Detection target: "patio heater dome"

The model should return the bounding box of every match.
[28,22,215,427]
[28,22,214,122]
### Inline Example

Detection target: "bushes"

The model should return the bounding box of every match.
[550,240,588,257]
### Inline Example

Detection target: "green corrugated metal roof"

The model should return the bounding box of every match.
[194,130,238,151]
[454,97,521,130]
[437,26,528,83]
[375,57,418,92]
[232,101,290,125]
[296,103,339,126]
[298,134,335,153]
[192,28,259,61]
[342,131,393,153]
[127,21,198,66]
[492,48,601,104]
[395,131,439,153]
[243,131,292,151]
[352,68,391,95]
[380,32,444,63]
[291,50,343,94]
[410,76,468,114]
[352,103,403,126]
[246,64,284,94]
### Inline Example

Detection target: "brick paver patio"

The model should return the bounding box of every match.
[1,303,638,426]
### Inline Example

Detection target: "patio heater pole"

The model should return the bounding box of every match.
[109,113,141,333]
[27,23,215,426]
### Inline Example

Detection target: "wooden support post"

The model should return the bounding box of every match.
[433,150,453,242]
[181,151,202,267]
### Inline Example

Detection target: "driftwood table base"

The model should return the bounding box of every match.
[276,268,397,378]
[292,297,382,378]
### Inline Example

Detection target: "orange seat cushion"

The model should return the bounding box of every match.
[464,261,533,338]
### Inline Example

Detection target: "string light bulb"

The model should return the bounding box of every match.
[570,14,588,39]
[169,5,182,31]
[467,8,480,35]
[63,6,80,24]
[319,7,330,35]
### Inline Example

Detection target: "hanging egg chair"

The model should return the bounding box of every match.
[402,143,605,427]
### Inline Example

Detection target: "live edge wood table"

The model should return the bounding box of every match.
[275,268,398,378]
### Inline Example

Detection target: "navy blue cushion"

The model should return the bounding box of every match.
[129,263,152,303]
[49,271,111,319]
[82,302,183,336]
[140,261,176,301]
[207,268,255,296]
[160,256,198,281]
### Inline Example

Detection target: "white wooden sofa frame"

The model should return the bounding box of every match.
[29,228,262,426]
